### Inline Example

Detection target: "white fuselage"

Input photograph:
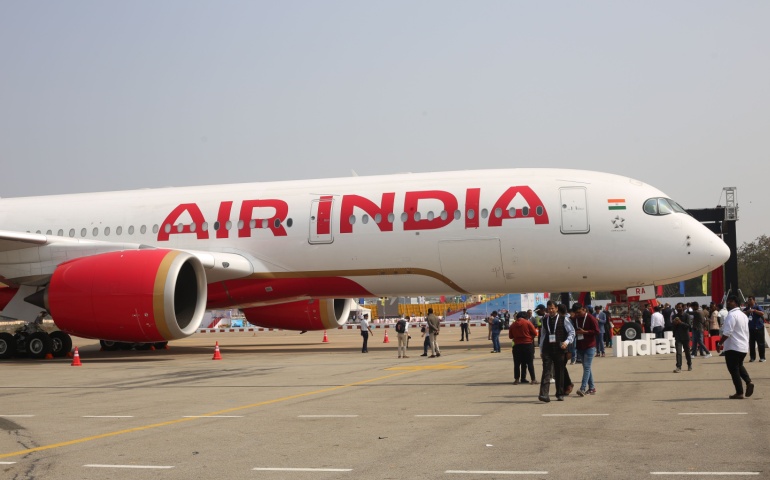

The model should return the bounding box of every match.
[0,169,729,305]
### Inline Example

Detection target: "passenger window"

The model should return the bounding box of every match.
[105,227,110,236]
[116,226,123,235]
[190,223,196,232]
[69,229,75,237]
[481,208,489,219]
[427,211,434,221]
[176,223,184,233]
[237,220,244,230]
[152,225,159,234]
[388,213,395,223]
[274,218,281,228]
[92,227,98,236]
[128,226,135,235]
[58,229,63,236]
[225,221,232,231]
[362,214,369,224]
[201,222,208,232]
[374,213,382,224]
[46,230,52,235]
[467,209,475,220]
[80,228,86,237]
[286,218,293,228]
[140,225,147,234]
[213,222,220,231]
[494,208,502,218]
[164,224,171,233]
[508,207,516,217]
[262,219,268,229]
[440,210,448,221]
[454,210,461,220]
[414,212,421,221]
[522,206,529,216]
[349,215,356,225]
[400,212,408,223]
[536,206,544,216]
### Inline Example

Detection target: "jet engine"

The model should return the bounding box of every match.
[242,298,355,331]
[39,249,207,342]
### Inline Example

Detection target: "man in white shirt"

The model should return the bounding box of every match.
[359,314,374,353]
[719,295,754,399]
[651,305,665,339]
[459,308,471,341]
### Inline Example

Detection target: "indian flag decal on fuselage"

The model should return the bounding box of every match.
[608,199,626,210]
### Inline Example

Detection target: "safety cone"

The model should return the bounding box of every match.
[45,353,53,359]
[322,330,329,343]
[71,347,82,366]
[212,341,222,360]
[383,329,390,343]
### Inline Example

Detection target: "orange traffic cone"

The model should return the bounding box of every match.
[71,347,82,366]
[322,330,329,343]
[212,341,222,360]
[45,353,53,359]
[383,329,390,343]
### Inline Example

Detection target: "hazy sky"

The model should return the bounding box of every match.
[1,2,768,244]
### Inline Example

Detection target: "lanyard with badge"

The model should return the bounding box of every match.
[546,315,559,344]
[577,316,586,341]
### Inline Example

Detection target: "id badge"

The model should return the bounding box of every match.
[577,334,584,340]
[548,334,556,343]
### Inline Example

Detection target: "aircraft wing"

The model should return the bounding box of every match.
[0,229,254,286]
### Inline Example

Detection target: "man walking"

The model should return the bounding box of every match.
[459,308,471,341]
[426,308,441,358]
[651,305,665,339]
[538,301,575,402]
[744,296,766,362]
[594,305,607,357]
[359,313,374,353]
[490,311,502,353]
[572,303,600,396]
[510,311,538,384]
[672,303,692,372]
[690,302,711,358]
[395,316,409,358]
[720,295,754,399]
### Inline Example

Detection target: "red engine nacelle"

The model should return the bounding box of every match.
[44,249,207,342]
[242,298,355,331]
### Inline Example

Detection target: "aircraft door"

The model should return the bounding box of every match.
[560,187,589,234]
[439,238,506,291]
[309,197,334,244]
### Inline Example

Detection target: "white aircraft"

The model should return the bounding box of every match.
[0,168,730,358]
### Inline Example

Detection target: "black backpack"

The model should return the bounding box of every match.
[395,320,406,333]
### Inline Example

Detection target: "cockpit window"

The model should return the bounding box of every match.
[643,197,689,216]
[657,198,674,215]
[643,198,658,215]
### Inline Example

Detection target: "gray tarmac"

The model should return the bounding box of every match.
[1,328,769,480]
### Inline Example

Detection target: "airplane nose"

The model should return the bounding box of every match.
[711,234,731,266]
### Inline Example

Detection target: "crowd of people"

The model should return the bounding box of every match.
[358,295,766,400]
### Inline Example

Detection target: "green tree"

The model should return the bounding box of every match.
[738,235,770,298]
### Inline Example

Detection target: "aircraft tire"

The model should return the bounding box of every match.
[100,340,120,351]
[620,322,643,342]
[135,343,153,351]
[50,331,73,358]
[27,332,53,359]
[0,332,16,359]
[154,341,168,350]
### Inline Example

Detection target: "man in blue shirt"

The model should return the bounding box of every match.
[744,296,766,362]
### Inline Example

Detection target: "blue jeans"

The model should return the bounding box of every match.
[491,330,501,352]
[595,334,605,354]
[691,330,709,356]
[576,347,595,391]
[569,338,577,362]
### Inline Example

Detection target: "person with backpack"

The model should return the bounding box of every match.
[395,316,410,358]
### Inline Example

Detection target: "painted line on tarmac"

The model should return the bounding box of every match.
[298,415,358,418]
[253,467,352,472]
[0,369,416,460]
[677,412,747,416]
[446,470,548,475]
[0,415,34,417]
[542,414,609,417]
[650,472,759,476]
[182,415,244,418]
[82,416,134,418]
[0,461,16,465]
[415,415,481,417]
[84,464,174,469]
